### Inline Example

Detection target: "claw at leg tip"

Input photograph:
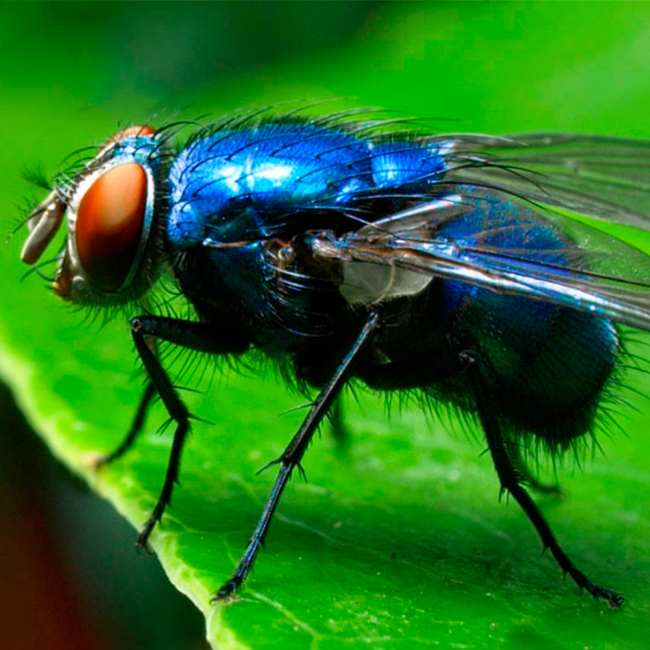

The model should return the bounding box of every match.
[83,451,109,470]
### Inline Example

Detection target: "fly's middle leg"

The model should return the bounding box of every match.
[214,312,382,601]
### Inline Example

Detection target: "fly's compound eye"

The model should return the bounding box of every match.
[19,123,169,304]
[74,162,149,292]
[56,124,162,301]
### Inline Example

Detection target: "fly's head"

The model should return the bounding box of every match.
[21,125,169,306]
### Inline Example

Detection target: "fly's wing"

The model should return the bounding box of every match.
[307,189,650,332]
[435,133,650,232]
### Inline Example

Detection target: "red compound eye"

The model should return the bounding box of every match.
[75,162,148,292]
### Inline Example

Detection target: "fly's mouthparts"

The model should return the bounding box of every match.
[21,190,66,265]
[51,252,73,300]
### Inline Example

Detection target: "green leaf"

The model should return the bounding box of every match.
[1,3,650,649]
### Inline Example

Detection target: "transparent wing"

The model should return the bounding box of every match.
[307,189,650,332]
[432,132,650,231]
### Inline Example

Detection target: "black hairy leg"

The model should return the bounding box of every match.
[511,442,564,497]
[128,316,249,549]
[92,382,156,468]
[214,312,382,601]
[466,352,623,608]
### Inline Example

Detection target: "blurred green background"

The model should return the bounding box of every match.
[1,3,650,650]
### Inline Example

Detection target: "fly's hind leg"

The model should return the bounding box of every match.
[465,351,623,608]
[512,443,563,497]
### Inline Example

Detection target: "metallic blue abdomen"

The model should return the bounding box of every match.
[437,199,618,441]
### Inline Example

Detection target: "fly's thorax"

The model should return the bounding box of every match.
[22,126,169,305]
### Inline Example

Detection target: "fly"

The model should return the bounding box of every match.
[20,108,650,607]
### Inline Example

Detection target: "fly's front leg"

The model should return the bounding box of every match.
[465,352,623,608]
[129,316,248,549]
[215,312,382,601]
[92,319,218,469]
[90,323,159,468]
[92,382,156,468]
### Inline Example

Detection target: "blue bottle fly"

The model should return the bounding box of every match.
[21,108,650,606]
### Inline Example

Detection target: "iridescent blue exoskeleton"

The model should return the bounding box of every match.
[21,108,650,606]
